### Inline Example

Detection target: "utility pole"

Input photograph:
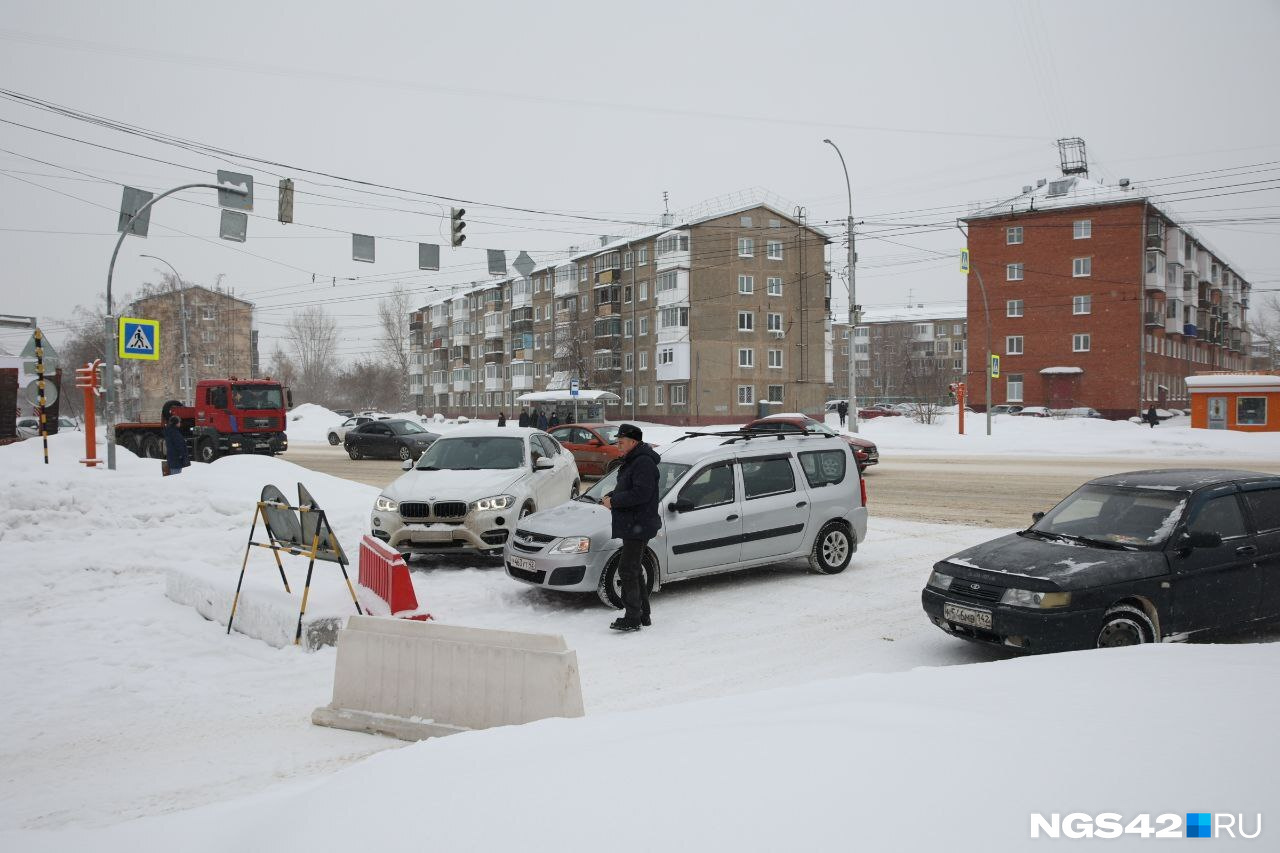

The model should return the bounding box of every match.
[139,254,192,406]
[956,224,993,437]
[824,139,858,432]
[630,252,637,420]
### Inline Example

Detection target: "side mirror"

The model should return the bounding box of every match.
[402,460,413,471]
[1031,511,1045,523]
[1185,531,1223,550]
[285,389,294,408]
[668,499,694,513]
[534,456,555,471]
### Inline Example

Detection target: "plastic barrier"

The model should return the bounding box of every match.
[357,535,431,620]
[312,616,585,741]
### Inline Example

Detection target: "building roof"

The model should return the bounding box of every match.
[132,284,254,308]
[1184,373,1280,392]
[841,303,967,325]
[964,175,1144,221]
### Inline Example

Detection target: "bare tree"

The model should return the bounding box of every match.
[265,344,297,391]
[286,306,339,405]
[1249,293,1280,370]
[376,286,413,410]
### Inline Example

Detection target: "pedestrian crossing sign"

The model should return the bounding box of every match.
[119,317,160,361]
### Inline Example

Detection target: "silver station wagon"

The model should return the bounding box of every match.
[503,428,869,606]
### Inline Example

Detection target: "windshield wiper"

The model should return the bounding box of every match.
[419,466,440,470]
[1046,532,1136,551]
[576,494,599,504]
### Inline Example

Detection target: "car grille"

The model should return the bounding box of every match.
[399,501,468,521]
[948,579,1004,603]
[246,417,277,429]
[507,565,546,584]
[511,528,554,554]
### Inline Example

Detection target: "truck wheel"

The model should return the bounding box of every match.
[147,435,166,459]
[160,400,183,423]
[198,440,219,464]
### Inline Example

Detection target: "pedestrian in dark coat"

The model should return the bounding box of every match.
[537,410,549,430]
[497,412,507,427]
[1145,405,1160,429]
[837,400,849,427]
[163,416,190,475]
[549,411,560,428]
[602,424,661,632]
[518,409,530,428]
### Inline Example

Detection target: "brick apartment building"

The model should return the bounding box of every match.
[830,304,967,404]
[124,284,257,420]
[410,200,833,425]
[963,174,1252,419]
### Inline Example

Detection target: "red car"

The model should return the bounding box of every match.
[547,423,626,477]
[742,414,879,471]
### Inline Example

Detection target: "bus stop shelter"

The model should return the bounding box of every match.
[516,390,620,424]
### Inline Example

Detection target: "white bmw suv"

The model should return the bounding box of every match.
[370,426,580,557]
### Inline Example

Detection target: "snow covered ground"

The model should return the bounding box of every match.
[2,426,1276,850]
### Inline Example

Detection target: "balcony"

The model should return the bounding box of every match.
[510,361,534,391]
[1183,323,1197,338]
[409,361,425,376]
[431,337,446,351]
[1144,312,1162,327]
[1165,315,1182,335]
[451,377,471,392]
[484,375,503,392]
[432,381,449,395]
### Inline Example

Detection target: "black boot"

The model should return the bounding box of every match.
[641,613,652,627]
[609,617,641,632]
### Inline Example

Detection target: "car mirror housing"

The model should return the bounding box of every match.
[1186,531,1223,550]
[534,457,555,471]
[668,499,694,513]
[1032,511,1046,523]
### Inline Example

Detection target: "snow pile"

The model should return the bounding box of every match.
[284,403,344,442]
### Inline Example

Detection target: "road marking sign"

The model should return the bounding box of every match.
[990,353,1001,379]
[959,249,970,273]
[119,317,160,360]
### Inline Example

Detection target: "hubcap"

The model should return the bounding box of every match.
[822,531,848,567]
[1098,619,1144,647]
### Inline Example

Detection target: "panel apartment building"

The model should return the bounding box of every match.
[409,202,832,425]
[830,304,967,403]
[963,174,1252,418]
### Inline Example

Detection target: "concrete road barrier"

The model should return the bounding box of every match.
[312,615,584,741]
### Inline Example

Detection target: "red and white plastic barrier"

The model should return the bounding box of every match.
[358,536,432,621]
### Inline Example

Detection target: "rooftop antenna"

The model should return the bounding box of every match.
[906,288,914,308]
[660,191,673,226]
[1057,137,1089,177]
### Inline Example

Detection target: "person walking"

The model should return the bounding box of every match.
[163,416,190,475]
[1145,405,1160,429]
[837,400,849,427]
[601,424,661,632]
[517,408,530,428]
[497,411,507,427]
[537,409,549,430]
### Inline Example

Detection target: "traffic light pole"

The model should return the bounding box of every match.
[104,182,246,470]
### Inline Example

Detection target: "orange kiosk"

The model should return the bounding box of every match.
[1185,373,1280,432]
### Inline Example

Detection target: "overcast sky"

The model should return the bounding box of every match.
[1,0,1277,360]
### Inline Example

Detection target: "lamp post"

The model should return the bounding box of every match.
[139,254,192,407]
[824,139,858,432]
[956,224,993,437]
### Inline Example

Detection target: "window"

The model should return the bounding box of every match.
[623,251,633,270]
[798,449,846,487]
[638,385,648,406]
[1073,295,1092,315]
[679,463,736,511]
[639,351,648,371]
[1074,219,1092,239]
[768,349,783,368]
[953,323,963,335]
[855,326,869,339]
[1073,333,1091,352]
[624,319,633,338]
[913,323,930,336]
[1073,257,1092,277]
[742,457,796,499]
[579,262,588,282]
[1006,263,1024,281]
[738,348,754,368]
[623,285,632,304]
[737,385,754,405]
[1238,397,1267,426]
[624,353,633,371]
[1244,489,1280,533]
[767,276,782,296]
[204,353,216,367]
[766,240,783,260]
[738,274,754,294]
[738,237,754,257]
[767,313,783,332]
[660,306,689,328]
[202,329,216,343]
[624,387,633,405]
[671,383,687,405]
[655,384,665,405]
[201,306,216,320]
[741,215,753,227]
[1188,495,1248,540]
[738,311,754,332]
[639,317,649,336]
[1007,299,1024,318]
[1007,373,1024,402]
[638,247,648,265]
[639,281,648,301]
[1006,226,1023,245]
[952,341,964,354]
[767,384,784,403]
[1006,336,1024,355]
[656,270,679,293]
[658,347,675,365]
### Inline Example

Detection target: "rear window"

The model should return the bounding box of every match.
[741,457,796,499]
[798,449,847,487]
[1245,488,1280,534]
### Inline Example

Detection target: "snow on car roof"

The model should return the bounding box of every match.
[1090,469,1277,491]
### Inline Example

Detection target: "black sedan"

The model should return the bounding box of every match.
[344,419,439,461]
[922,469,1280,653]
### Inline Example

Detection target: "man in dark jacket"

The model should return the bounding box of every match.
[497,412,507,427]
[601,423,661,631]
[1145,405,1160,429]
[163,416,190,475]
[517,409,530,428]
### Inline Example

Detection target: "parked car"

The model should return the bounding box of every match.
[371,426,580,556]
[990,404,1024,415]
[328,416,374,445]
[344,419,440,461]
[505,429,868,607]
[857,406,902,420]
[547,423,625,477]
[742,413,878,471]
[1014,406,1051,417]
[333,409,355,418]
[1058,407,1104,418]
[922,468,1280,653]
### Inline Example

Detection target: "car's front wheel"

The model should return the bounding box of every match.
[327,432,340,446]
[518,501,535,520]
[347,444,362,460]
[597,550,655,609]
[1096,604,1156,648]
[398,445,412,461]
[808,521,853,574]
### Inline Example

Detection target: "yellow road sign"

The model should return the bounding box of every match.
[119,317,160,361]
[990,353,1001,379]
[960,249,970,273]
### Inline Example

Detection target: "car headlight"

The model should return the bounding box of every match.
[927,570,954,591]
[550,537,590,554]
[374,495,398,512]
[470,494,514,512]
[999,588,1072,608]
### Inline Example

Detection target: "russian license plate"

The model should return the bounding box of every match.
[944,602,993,630]
[508,555,536,572]
[417,528,454,542]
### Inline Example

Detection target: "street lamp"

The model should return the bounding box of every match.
[955,223,993,437]
[824,139,858,433]
[139,254,193,406]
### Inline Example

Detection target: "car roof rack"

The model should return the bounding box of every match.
[670,425,814,446]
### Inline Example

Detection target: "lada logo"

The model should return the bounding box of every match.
[969,583,981,590]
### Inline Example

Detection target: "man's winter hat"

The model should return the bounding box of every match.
[617,423,643,442]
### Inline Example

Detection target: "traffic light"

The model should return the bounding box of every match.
[450,207,466,247]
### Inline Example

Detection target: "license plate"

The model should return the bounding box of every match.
[944,603,993,630]
[418,529,454,542]
[509,555,536,571]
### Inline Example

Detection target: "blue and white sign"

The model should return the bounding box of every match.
[570,378,580,397]
[119,317,160,361]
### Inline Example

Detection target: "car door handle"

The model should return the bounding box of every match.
[1236,545,1259,556]
[725,514,739,522]
[795,501,807,508]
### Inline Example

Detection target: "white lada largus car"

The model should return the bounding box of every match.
[371,426,580,557]
[503,428,868,606]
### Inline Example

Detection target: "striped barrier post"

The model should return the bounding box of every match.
[358,535,432,620]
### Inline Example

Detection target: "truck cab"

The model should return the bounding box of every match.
[183,378,290,462]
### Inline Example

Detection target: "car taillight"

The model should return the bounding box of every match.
[860,476,867,507]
